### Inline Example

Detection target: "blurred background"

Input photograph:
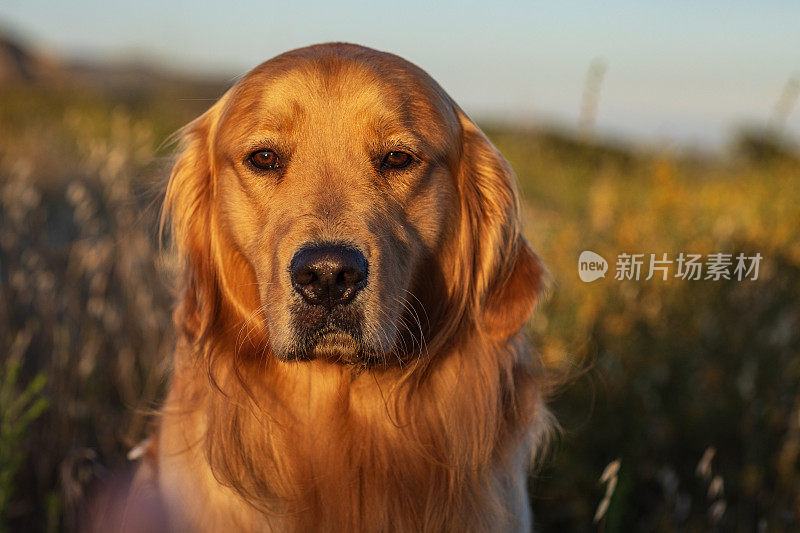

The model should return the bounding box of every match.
[0,1,798,531]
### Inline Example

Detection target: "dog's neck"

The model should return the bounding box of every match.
[158,330,541,531]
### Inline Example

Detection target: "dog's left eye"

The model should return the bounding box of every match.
[247,149,281,170]
[381,151,412,170]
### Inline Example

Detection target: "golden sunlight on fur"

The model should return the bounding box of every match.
[124,42,551,532]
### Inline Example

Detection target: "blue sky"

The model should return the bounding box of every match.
[1,0,798,147]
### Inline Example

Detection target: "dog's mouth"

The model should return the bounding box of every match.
[283,303,382,365]
[313,329,371,362]
[285,327,381,365]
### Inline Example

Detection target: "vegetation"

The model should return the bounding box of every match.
[1,72,798,531]
[0,357,48,533]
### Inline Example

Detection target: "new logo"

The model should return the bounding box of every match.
[579,250,608,282]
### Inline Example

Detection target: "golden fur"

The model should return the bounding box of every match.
[134,43,550,532]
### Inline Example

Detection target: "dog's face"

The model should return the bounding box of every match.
[214,51,459,363]
[166,44,541,367]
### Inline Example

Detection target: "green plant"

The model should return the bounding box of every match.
[0,358,49,531]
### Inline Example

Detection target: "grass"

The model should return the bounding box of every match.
[0,357,48,533]
[1,75,799,531]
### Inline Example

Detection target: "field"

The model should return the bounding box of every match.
[1,71,799,531]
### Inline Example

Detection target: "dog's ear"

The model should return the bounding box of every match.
[453,110,543,340]
[162,112,213,271]
[162,93,260,341]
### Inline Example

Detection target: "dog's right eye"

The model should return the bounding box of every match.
[247,150,281,170]
[380,151,413,171]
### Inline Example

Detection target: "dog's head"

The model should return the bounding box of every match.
[164,43,541,366]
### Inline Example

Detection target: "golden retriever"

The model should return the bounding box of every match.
[130,42,550,532]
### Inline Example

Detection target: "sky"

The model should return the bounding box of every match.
[1,0,799,148]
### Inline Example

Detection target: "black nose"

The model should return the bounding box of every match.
[290,244,368,309]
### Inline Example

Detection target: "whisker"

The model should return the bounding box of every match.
[398,291,430,362]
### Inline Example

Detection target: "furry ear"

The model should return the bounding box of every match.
[161,109,218,339]
[162,94,260,342]
[454,110,543,340]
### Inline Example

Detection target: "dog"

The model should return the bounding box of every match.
[130,42,550,532]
